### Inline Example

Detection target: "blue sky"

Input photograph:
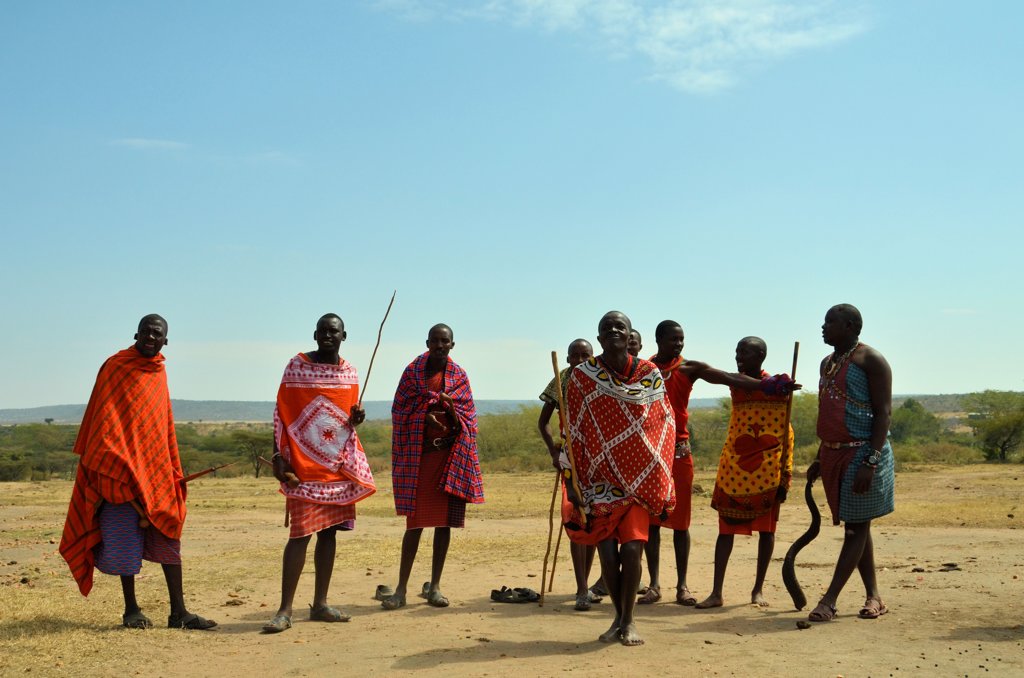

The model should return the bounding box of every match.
[1,0,1021,409]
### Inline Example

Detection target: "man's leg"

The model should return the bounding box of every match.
[696,534,733,609]
[596,539,623,643]
[275,535,313,618]
[571,542,590,597]
[425,527,451,606]
[163,564,187,618]
[810,520,871,619]
[640,525,661,602]
[312,529,337,611]
[383,528,422,609]
[121,575,140,616]
[674,528,695,604]
[616,540,645,646]
[751,531,774,607]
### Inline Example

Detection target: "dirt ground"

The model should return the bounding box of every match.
[1,466,1022,677]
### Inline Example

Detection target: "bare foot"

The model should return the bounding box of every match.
[598,619,621,643]
[695,593,723,609]
[619,621,644,646]
[751,590,769,607]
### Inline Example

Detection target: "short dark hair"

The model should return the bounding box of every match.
[739,336,767,358]
[317,313,344,330]
[654,320,681,341]
[598,310,631,333]
[429,323,454,340]
[830,304,863,334]
[138,314,167,334]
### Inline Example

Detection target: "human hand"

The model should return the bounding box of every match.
[806,460,820,485]
[439,392,454,409]
[350,404,366,426]
[852,464,874,494]
[273,455,300,488]
[776,485,788,504]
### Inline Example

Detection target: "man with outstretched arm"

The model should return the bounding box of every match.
[695,336,795,609]
[564,311,675,646]
[641,321,795,608]
[59,314,216,630]
[263,313,376,633]
[806,303,895,622]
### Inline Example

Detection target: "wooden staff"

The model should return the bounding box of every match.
[539,471,559,607]
[550,351,586,527]
[547,524,563,593]
[126,462,238,529]
[181,461,237,484]
[779,341,800,485]
[259,456,301,528]
[358,290,396,408]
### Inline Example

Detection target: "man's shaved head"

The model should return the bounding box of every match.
[317,313,344,331]
[138,314,167,334]
[829,304,863,334]
[738,336,767,359]
[655,320,682,342]
[429,323,454,341]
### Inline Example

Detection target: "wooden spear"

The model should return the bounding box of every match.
[358,290,396,408]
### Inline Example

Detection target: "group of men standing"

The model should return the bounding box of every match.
[538,306,894,645]
[58,303,894,646]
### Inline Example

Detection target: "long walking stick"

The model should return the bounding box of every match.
[548,524,563,593]
[539,471,560,607]
[551,352,586,527]
[779,342,800,490]
[357,290,396,408]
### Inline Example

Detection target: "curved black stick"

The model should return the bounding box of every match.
[782,478,821,610]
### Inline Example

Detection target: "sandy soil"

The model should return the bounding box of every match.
[1,467,1022,677]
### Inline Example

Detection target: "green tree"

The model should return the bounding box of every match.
[890,398,941,443]
[963,391,1024,462]
[232,429,274,478]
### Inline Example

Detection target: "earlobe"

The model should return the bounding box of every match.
[341,331,347,342]
[134,333,139,340]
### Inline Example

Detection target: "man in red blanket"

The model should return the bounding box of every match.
[59,315,216,630]
[564,311,675,646]
[381,323,483,610]
[263,313,376,633]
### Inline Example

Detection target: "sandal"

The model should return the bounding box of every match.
[638,586,661,604]
[381,593,406,610]
[425,588,450,608]
[418,581,431,599]
[374,584,394,601]
[309,604,350,623]
[675,586,697,606]
[167,612,217,630]
[261,614,292,634]
[858,597,888,619]
[122,610,152,629]
[574,594,592,611]
[589,581,608,598]
[491,586,529,604]
[808,601,838,622]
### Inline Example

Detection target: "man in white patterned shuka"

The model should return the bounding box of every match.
[263,313,376,633]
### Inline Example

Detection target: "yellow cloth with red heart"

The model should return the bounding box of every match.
[710,382,794,521]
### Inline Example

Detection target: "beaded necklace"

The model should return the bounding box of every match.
[821,342,869,408]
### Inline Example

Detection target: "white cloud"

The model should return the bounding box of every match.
[375,0,869,93]
[113,137,189,151]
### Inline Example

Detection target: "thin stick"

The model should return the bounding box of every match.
[548,524,564,593]
[539,471,560,607]
[181,461,237,484]
[779,342,800,483]
[551,351,586,527]
[358,290,397,408]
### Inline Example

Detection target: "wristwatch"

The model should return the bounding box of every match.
[865,448,882,467]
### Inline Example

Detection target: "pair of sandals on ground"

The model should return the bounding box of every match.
[376,581,449,610]
[122,609,217,630]
[808,596,888,622]
[633,583,698,606]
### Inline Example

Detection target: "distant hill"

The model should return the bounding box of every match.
[1,399,541,425]
[0,394,965,425]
